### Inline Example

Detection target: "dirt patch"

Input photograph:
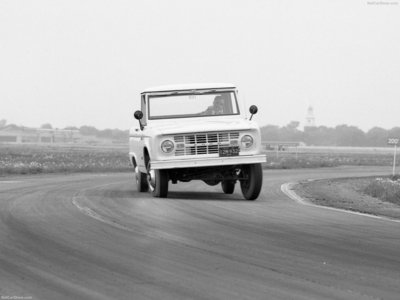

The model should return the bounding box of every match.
[294,177,400,220]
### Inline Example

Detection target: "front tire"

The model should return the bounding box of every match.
[147,162,169,198]
[240,164,263,200]
[135,166,148,192]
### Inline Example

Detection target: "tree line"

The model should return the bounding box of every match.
[261,121,400,147]
[2,119,399,146]
[70,125,128,140]
[45,124,129,141]
[0,120,128,141]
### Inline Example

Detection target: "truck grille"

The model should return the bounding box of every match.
[173,132,239,156]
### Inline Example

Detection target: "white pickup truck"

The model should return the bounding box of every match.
[129,83,266,200]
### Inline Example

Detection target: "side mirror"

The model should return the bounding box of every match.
[134,110,143,120]
[249,105,258,120]
[134,110,144,130]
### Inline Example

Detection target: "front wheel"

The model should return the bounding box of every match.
[240,164,263,200]
[135,166,148,192]
[147,162,169,198]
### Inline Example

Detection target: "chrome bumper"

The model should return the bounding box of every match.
[151,154,267,170]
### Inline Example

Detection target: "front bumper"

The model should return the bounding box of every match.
[151,154,267,169]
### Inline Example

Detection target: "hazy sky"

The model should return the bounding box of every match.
[1,0,399,131]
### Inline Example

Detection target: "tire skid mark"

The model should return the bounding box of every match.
[72,196,129,232]
[71,179,133,232]
[71,182,200,247]
[72,192,209,248]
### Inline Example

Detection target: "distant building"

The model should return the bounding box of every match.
[304,105,316,129]
[0,125,81,144]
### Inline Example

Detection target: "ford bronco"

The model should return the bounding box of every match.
[129,83,266,200]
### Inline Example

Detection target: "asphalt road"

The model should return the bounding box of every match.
[1,166,399,300]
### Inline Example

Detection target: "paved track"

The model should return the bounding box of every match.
[1,166,399,300]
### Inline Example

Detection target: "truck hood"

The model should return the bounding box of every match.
[147,118,258,135]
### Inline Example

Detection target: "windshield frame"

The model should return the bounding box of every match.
[146,89,240,120]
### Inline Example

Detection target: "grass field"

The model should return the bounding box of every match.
[0,143,398,176]
[265,146,396,169]
[294,175,400,219]
[0,143,130,176]
[363,176,400,205]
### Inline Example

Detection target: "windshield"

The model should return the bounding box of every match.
[148,91,239,120]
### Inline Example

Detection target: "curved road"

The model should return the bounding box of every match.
[1,166,400,300]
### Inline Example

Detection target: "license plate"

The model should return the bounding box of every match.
[219,146,240,157]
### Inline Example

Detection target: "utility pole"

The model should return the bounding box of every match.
[393,144,397,177]
[388,138,399,177]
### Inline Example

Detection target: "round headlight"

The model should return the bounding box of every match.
[161,140,174,153]
[241,135,254,148]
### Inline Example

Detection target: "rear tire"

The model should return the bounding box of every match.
[240,164,263,200]
[221,180,235,194]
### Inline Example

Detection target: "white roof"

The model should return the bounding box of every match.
[141,83,236,94]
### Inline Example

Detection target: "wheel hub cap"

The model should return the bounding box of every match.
[147,164,156,191]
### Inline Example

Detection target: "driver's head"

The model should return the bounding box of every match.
[213,96,225,110]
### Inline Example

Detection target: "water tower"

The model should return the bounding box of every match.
[304,105,316,128]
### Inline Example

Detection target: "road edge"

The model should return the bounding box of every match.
[281,181,400,223]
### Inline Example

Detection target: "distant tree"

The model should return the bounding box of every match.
[388,127,400,139]
[260,122,302,143]
[97,128,129,140]
[365,127,388,146]
[282,121,303,142]
[0,119,6,128]
[334,125,366,146]
[79,125,99,136]
[287,121,300,130]
[6,124,22,130]
[111,129,129,140]
[63,126,79,130]
[281,121,302,141]
[260,125,280,141]
[40,123,53,129]
[304,126,335,146]
[98,129,113,138]
[261,123,373,146]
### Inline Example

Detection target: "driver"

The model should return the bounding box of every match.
[202,96,225,115]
